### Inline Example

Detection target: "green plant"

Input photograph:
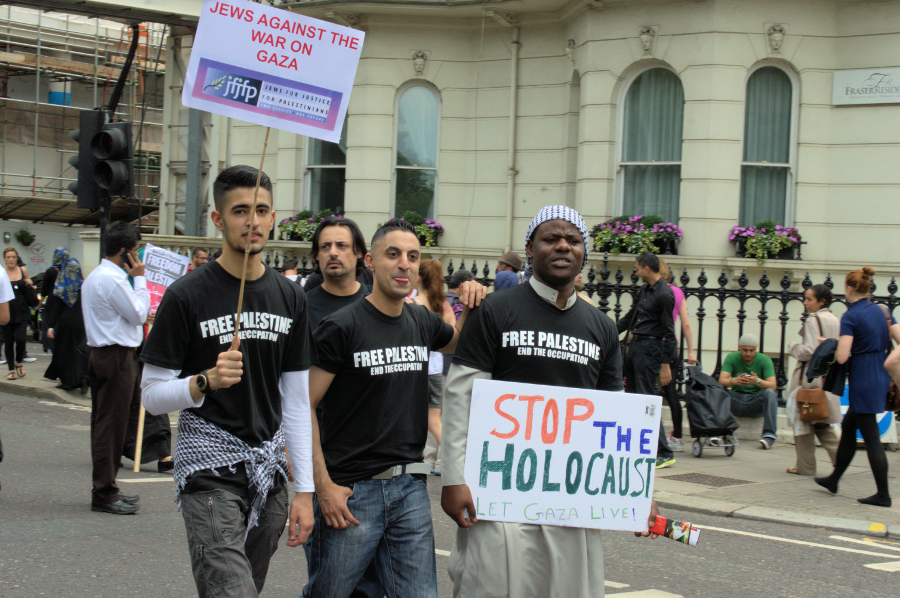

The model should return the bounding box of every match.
[14,229,34,245]
[278,209,336,241]
[590,215,682,254]
[729,222,801,265]
[400,210,426,226]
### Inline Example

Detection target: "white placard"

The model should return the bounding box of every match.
[143,243,190,312]
[833,68,900,106]
[183,0,364,143]
[463,379,661,533]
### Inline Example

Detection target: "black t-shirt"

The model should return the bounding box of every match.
[452,282,623,391]
[313,298,454,485]
[141,261,312,495]
[306,283,369,331]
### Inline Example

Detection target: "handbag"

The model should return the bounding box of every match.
[796,387,829,421]
[619,285,647,360]
[20,268,38,309]
[878,305,900,412]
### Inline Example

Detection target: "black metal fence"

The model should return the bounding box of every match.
[269,249,900,402]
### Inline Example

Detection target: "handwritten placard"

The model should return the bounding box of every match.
[463,379,661,532]
[182,0,364,143]
[143,243,190,312]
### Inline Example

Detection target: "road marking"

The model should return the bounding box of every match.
[864,561,900,572]
[38,400,90,412]
[435,549,450,556]
[606,590,681,597]
[831,536,900,553]
[117,478,173,483]
[604,580,630,588]
[702,525,898,558]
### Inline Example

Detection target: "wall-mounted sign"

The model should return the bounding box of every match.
[833,68,900,106]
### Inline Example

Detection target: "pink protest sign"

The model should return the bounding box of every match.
[143,244,191,312]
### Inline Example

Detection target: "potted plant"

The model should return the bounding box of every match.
[14,229,35,247]
[591,215,681,255]
[278,209,335,241]
[729,220,801,264]
[395,211,444,247]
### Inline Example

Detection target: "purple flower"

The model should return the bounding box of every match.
[790,237,797,243]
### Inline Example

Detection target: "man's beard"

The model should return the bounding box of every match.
[223,224,264,255]
[322,261,353,279]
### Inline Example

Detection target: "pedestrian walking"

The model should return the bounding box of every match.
[785,284,841,475]
[43,257,89,391]
[3,248,36,379]
[816,267,899,507]
[40,246,70,353]
[617,252,677,468]
[0,266,15,491]
[296,218,485,598]
[81,222,150,515]
[658,257,697,452]
[441,205,660,598]
[141,165,315,596]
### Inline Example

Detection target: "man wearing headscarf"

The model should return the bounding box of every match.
[441,206,660,598]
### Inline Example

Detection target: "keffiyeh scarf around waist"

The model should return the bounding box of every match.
[174,410,288,537]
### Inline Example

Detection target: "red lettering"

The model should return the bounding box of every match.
[229,5,244,20]
[270,15,280,29]
[491,394,519,439]
[267,52,279,65]
[217,2,229,16]
[244,9,253,22]
[257,49,267,62]
[519,395,544,440]
[541,399,559,444]
[318,28,326,41]
[307,26,318,39]
[280,18,292,32]
[350,37,359,50]
[257,14,268,26]
[288,57,298,69]
[290,40,302,53]
[275,36,286,49]
[300,43,312,56]
[210,2,220,14]
[563,398,594,444]
[331,31,340,44]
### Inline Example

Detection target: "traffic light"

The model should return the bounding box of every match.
[91,121,134,197]
[67,109,106,210]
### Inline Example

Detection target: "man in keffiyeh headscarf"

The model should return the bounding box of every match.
[441,206,661,598]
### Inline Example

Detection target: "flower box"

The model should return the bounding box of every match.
[591,215,681,255]
[729,222,801,264]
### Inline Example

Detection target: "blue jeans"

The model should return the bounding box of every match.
[728,388,778,440]
[304,474,437,598]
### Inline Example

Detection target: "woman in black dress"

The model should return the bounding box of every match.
[3,247,35,379]
[40,247,69,353]
[43,258,89,390]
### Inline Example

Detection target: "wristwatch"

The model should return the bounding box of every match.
[195,370,215,395]
[755,377,762,387]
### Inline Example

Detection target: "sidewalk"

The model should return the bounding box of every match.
[7,341,899,538]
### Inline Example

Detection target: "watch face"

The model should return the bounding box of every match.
[197,375,207,391]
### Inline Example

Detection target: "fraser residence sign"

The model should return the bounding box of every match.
[833,68,900,105]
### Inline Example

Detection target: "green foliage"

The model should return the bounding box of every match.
[400,210,426,226]
[278,209,335,241]
[14,229,34,245]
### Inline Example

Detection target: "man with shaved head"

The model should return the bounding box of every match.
[295,218,486,598]
[441,205,661,598]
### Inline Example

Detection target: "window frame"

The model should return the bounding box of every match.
[304,116,348,213]
[614,64,685,221]
[391,81,442,219]
[739,62,800,227]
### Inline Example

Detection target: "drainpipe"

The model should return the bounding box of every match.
[504,27,520,253]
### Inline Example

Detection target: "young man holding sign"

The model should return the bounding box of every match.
[441,206,660,598]
[294,219,485,598]
[141,166,315,598]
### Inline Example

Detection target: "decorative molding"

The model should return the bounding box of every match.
[412,50,428,78]
[639,25,657,57]
[484,10,518,27]
[565,39,576,65]
[325,11,360,28]
[767,24,786,56]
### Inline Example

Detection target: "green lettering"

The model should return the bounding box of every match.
[601,454,616,495]
[618,457,630,496]
[630,458,646,497]
[584,452,604,495]
[565,451,583,495]
[480,441,514,490]
[516,448,538,491]
[542,449,560,492]
[525,503,540,521]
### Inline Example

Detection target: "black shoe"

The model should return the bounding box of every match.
[119,493,140,505]
[158,460,174,473]
[91,499,139,515]
[815,476,838,494]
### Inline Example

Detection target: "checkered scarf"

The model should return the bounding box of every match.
[523,205,590,282]
[174,410,288,538]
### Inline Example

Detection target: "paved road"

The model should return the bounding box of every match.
[2,392,899,598]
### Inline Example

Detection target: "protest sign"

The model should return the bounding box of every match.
[182,0,364,143]
[143,243,191,312]
[463,379,661,533]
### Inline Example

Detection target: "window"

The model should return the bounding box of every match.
[739,66,794,226]
[307,118,347,214]
[619,68,684,223]
[394,84,439,218]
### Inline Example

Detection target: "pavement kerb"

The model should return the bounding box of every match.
[654,490,895,538]
[0,379,90,407]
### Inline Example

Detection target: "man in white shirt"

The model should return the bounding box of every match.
[81,221,150,515]
[0,267,14,490]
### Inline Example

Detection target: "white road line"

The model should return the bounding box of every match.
[604,580,630,588]
[38,400,90,412]
[435,549,450,556]
[702,524,899,558]
[607,590,682,597]
[864,561,900,572]
[831,536,900,553]
[117,478,172,483]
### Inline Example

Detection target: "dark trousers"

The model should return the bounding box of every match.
[828,410,890,499]
[3,320,26,369]
[89,344,140,504]
[624,337,673,460]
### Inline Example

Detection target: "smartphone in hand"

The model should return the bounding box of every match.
[120,249,133,267]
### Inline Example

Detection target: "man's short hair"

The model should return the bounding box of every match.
[371,219,418,250]
[636,252,660,273]
[310,216,367,277]
[282,259,298,272]
[104,221,141,257]
[448,269,474,290]
[212,165,272,212]
[739,333,759,347]
[192,247,208,258]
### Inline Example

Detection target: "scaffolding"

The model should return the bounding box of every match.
[0,5,166,230]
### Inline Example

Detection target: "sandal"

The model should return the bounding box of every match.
[786,467,800,475]
[15,365,24,378]
[6,372,15,380]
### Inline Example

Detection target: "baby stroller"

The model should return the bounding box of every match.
[684,364,740,457]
